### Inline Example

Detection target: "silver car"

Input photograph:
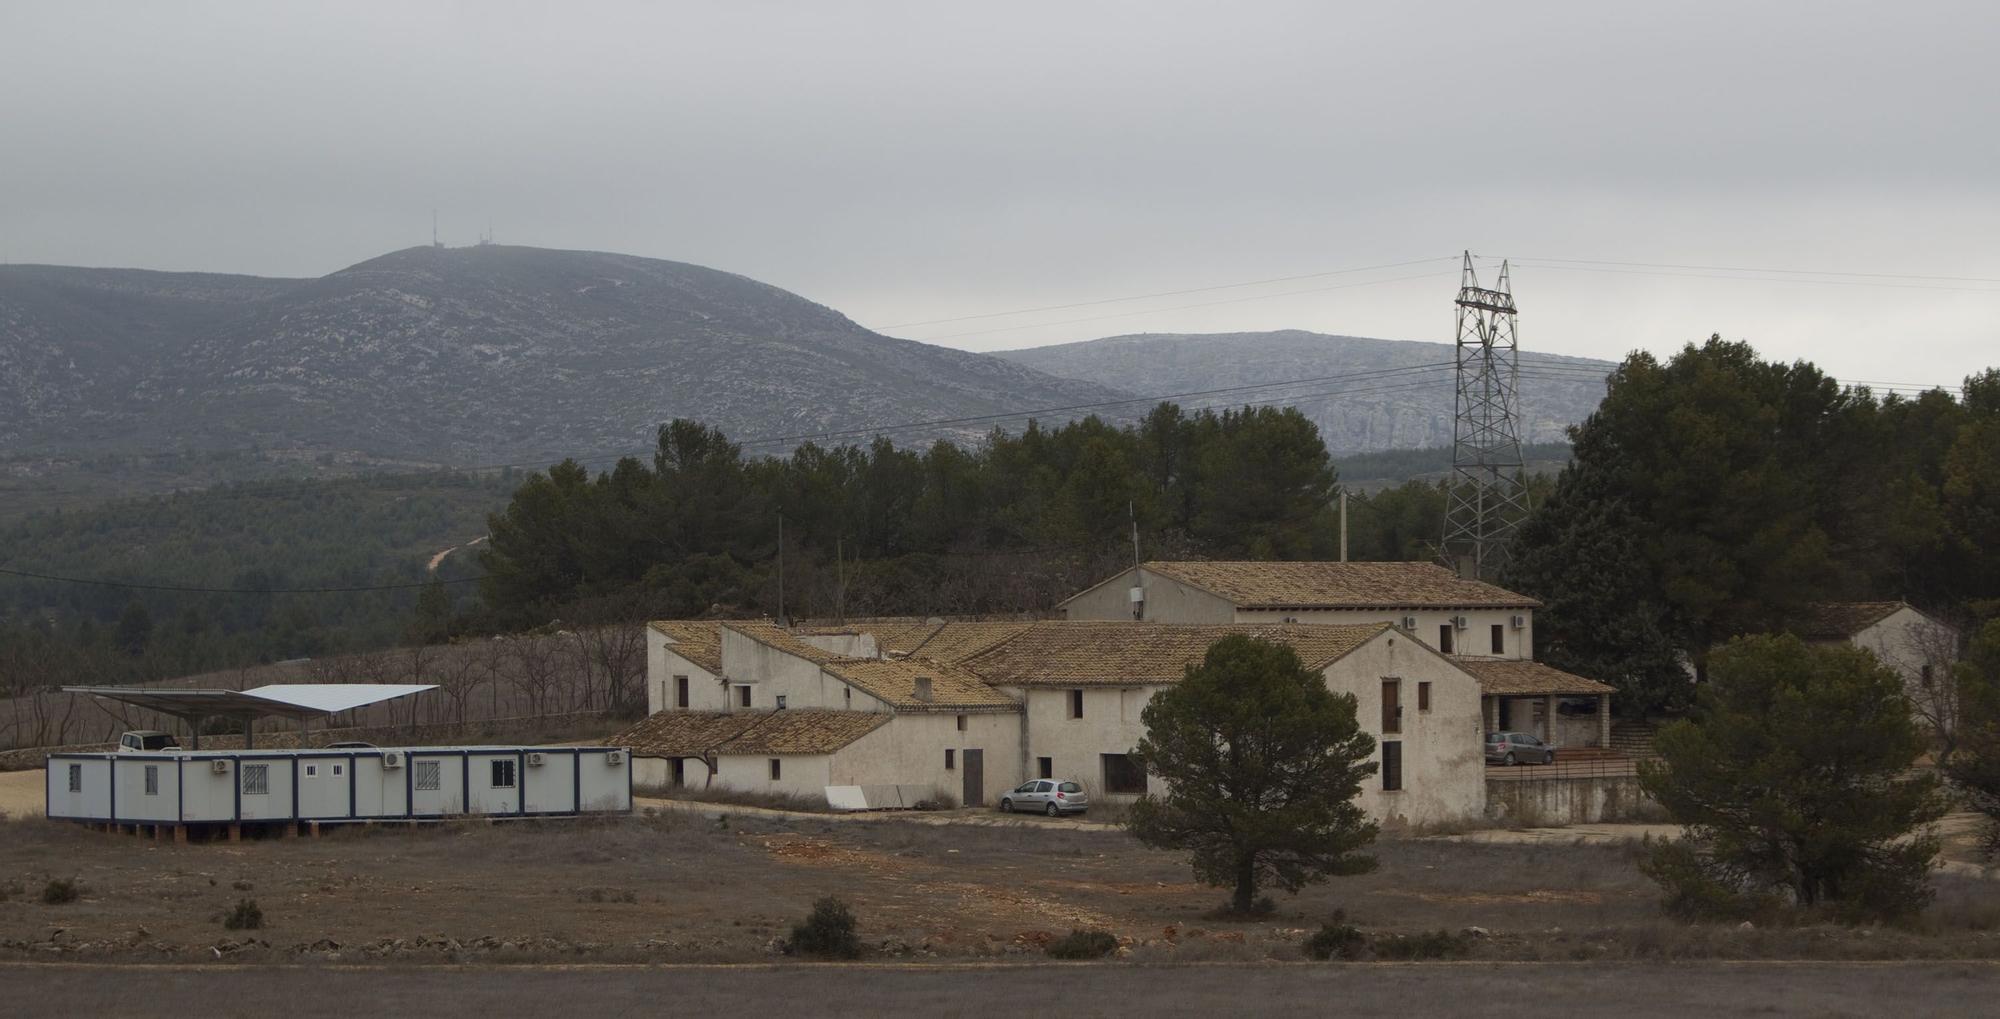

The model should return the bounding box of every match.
[999,779,1089,816]
[1486,731,1557,765]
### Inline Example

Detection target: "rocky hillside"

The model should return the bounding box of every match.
[0,246,1131,465]
[995,330,1614,452]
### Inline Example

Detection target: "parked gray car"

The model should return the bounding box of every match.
[1485,731,1557,765]
[999,779,1089,816]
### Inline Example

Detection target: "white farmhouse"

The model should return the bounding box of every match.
[1791,601,1960,745]
[1062,561,1541,659]
[627,615,1494,827]
[1062,561,1612,748]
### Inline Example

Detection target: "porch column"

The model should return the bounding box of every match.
[1544,695,1556,742]
[1482,696,1499,732]
[1598,694,1612,748]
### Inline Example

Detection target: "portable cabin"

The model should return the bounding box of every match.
[46,744,632,836]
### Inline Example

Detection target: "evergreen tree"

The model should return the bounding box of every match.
[1638,634,1945,922]
[1126,635,1378,913]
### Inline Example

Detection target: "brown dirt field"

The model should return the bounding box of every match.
[0,768,42,818]
[6,808,2000,966]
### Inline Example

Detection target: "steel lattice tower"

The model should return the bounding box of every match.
[1439,251,1528,580]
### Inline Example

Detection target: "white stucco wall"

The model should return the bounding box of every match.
[828,712,1024,807]
[712,752,834,799]
[1061,568,1535,659]
[1234,607,1532,660]
[1062,568,1237,623]
[1850,607,1957,687]
[646,631,723,712]
[1010,630,1486,827]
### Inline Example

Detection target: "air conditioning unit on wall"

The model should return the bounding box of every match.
[209,759,229,774]
[1400,616,1417,630]
[526,752,546,767]
[381,751,404,769]
[1511,614,1526,629]
[1452,615,1469,630]
[605,750,625,767]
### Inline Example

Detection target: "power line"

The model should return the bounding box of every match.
[1509,260,2000,295]
[873,255,1460,330]
[1512,256,2000,286]
[910,268,1457,342]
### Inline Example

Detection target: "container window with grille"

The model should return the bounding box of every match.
[415,760,442,791]
[241,764,269,796]
[68,764,81,792]
[144,765,159,796]
[490,759,517,789]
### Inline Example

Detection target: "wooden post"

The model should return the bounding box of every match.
[227,823,241,842]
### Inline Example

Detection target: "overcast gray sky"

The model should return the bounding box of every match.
[3,1,1995,387]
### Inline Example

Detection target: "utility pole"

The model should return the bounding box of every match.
[1438,251,1529,580]
[1129,501,1144,621]
[836,536,845,626]
[776,514,786,625]
[1339,490,1349,562]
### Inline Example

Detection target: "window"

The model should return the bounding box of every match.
[945,749,956,770]
[1418,681,1432,712]
[1381,679,1401,734]
[769,758,782,781]
[1438,625,1454,654]
[305,764,319,778]
[956,714,966,732]
[1491,624,1505,655]
[490,759,516,789]
[332,763,344,777]
[1382,741,1403,791]
[737,685,752,708]
[674,675,690,709]
[414,760,442,791]
[144,765,159,796]
[241,764,269,796]
[1038,756,1053,779]
[844,687,852,706]
[775,695,788,710]
[1036,780,1055,793]
[68,764,82,793]
[1102,753,1146,794]
[1069,689,1084,719]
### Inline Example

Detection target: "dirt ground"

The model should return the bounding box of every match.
[0,769,41,819]
[6,801,2000,966]
[10,961,2000,1018]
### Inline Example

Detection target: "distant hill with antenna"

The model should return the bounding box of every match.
[0,245,1132,468]
[994,330,1614,452]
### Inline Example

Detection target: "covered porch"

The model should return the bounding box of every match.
[1452,660,1616,749]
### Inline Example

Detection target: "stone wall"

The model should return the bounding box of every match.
[1484,774,1659,826]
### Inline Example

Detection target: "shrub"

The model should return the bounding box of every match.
[223,899,263,930]
[42,878,78,905]
[1370,930,1470,961]
[1046,929,1119,960]
[785,896,861,959]
[1303,912,1366,961]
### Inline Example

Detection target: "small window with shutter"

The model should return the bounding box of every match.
[1418,681,1431,712]
[1382,741,1403,791]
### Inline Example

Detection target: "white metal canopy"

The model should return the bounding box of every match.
[64,683,437,723]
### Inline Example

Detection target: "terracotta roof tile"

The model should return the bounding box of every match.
[612,709,890,757]
[888,622,1035,664]
[1108,560,1541,609]
[825,658,1020,712]
[960,621,1390,686]
[1452,659,1615,696]
[647,620,723,673]
[1792,602,1907,640]
[720,620,844,665]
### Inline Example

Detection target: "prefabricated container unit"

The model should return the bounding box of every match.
[45,746,632,826]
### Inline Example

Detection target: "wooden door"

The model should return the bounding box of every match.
[962,749,984,807]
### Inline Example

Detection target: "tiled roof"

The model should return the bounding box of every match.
[648,620,723,673]
[824,657,1020,712]
[1792,602,1908,639]
[1106,561,1541,609]
[960,621,1391,686]
[1452,659,1615,696]
[889,622,1037,664]
[612,709,890,757]
[720,620,844,665]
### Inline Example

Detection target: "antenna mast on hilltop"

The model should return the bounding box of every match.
[1438,251,1528,580]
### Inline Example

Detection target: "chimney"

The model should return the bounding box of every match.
[913,676,934,703]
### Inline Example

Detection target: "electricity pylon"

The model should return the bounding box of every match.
[1439,251,1528,580]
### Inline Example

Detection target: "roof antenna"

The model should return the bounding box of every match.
[432,208,443,249]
